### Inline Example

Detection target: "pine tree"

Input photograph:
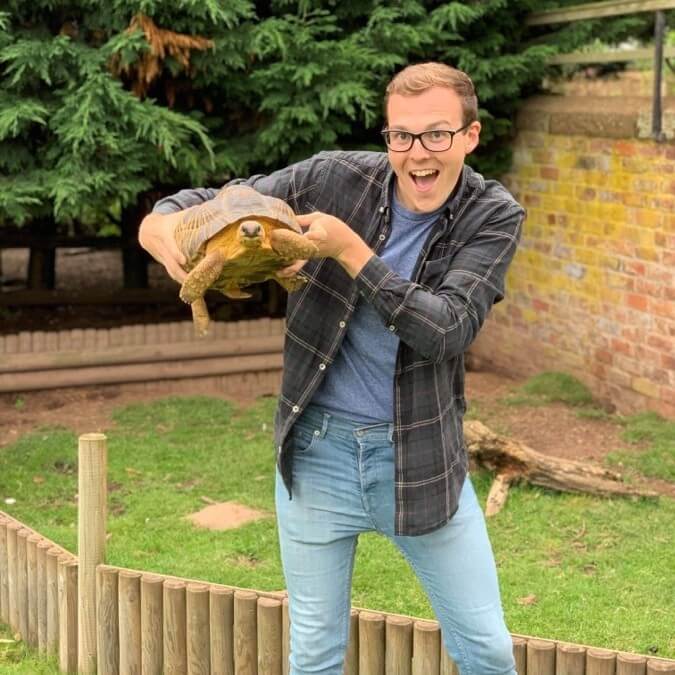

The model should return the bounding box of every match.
[0,0,654,286]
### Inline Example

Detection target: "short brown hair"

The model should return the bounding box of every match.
[384,62,478,126]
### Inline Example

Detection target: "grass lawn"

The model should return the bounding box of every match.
[1,376,674,671]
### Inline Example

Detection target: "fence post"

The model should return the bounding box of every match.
[77,432,108,674]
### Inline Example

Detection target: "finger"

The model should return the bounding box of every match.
[305,223,328,242]
[166,237,186,266]
[296,212,322,228]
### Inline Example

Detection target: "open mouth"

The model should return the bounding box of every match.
[409,169,439,192]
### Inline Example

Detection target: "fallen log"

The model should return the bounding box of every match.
[463,420,658,516]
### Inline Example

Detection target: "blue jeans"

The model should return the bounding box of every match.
[275,405,517,675]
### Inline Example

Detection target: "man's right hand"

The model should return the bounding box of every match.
[138,211,188,284]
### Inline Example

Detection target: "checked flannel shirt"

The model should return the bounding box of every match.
[154,150,524,536]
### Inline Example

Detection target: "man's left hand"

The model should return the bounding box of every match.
[297,212,374,278]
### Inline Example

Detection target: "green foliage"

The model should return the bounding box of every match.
[0,0,656,234]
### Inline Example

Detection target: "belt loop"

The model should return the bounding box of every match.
[388,424,394,443]
[320,412,331,438]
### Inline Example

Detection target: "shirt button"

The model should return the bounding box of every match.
[378,234,386,241]
[292,405,300,413]
[389,325,396,332]
[319,363,326,370]
[339,321,346,328]
[313,429,320,436]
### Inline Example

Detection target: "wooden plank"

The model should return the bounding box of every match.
[527,0,675,25]
[550,45,675,65]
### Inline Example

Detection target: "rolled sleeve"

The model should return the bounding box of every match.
[355,205,524,362]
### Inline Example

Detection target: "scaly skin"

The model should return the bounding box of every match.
[190,297,211,336]
[180,248,227,304]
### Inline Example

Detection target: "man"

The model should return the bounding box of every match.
[139,62,524,675]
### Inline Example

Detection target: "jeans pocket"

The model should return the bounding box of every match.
[290,423,320,455]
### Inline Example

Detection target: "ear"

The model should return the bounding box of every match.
[463,120,481,155]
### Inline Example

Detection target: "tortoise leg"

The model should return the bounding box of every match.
[180,249,227,304]
[270,228,319,260]
[190,297,211,336]
[276,276,307,293]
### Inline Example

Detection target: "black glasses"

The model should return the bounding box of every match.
[381,123,471,152]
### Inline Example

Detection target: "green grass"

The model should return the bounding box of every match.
[608,412,675,482]
[0,624,59,674]
[1,393,674,669]
[501,371,596,408]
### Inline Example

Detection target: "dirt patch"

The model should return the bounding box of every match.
[186,502,269,531]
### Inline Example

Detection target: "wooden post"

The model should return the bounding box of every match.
[359,611,385,675]
[344,609,359,675]
[234,590,257,675]
[385,615,412,675]
[187,583,211,675]
[412,620,440,675]
[46,547,60,656]
[557,643,585,674]
[37,540,49,652]
[118,570,142,674]
[6,521,19,632]
[528,639,556,675]
[164,580,188,674]
[586,648,616,675]
[78,432,108,674]
[96,567,119,675]
[26,534,39,647]
[257,597,282,675]
[141,574,164,675]
[647,660,675,674]
[16,528,29,641]
[59,558,78,674]
[441,647,460,675]
[281,596,290,675]
[617,653,647,675]
[512,636,528,675]
[211,587,235,675]
[0,517,8,625]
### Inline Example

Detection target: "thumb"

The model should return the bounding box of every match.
[296,211,321,229]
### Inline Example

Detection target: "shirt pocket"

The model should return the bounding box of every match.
[419,253,454,290]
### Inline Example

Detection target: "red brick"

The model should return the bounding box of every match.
[662,353,675,372]
[635,278,663,298]
[626,293,648,311]
[615,141,637,156]
[611,338,633,356]
[532,298,550,312]
[595,349,613,365]
[650,299,675,320]
[623,261,645,276]
[541,167,559,180]
[647,333,674,352]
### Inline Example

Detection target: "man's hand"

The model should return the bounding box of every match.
[138,211,188,284]
[296,212,373,278]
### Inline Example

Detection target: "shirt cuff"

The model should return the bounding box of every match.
[354,254,394,302]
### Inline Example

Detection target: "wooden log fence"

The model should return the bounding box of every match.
[1,435,675,674]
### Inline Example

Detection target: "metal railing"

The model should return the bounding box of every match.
[527,0,675,141]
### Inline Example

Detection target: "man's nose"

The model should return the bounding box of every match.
[408,136,431,158]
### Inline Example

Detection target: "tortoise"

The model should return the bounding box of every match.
[174,184,319,335]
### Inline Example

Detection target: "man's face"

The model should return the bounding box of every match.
[386,87,480,213]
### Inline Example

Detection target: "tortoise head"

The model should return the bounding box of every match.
[237,220,265,248]
[237,220,266,248]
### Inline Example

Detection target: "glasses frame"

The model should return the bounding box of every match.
[381,122,472,152]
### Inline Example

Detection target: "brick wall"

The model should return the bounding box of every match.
[470,95,675,417]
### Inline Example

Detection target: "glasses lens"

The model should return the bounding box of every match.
[384,131,412,151]
[421,130,453,151]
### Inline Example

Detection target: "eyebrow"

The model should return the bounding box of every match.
[390,120,456,131]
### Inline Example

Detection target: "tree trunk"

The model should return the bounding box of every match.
[27,247,56,289]
[463,420,658,516]
[121,198,149,289]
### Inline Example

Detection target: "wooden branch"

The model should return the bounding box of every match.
[464,420,658,516]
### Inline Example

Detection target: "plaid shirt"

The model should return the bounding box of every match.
[155,151,524,535]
